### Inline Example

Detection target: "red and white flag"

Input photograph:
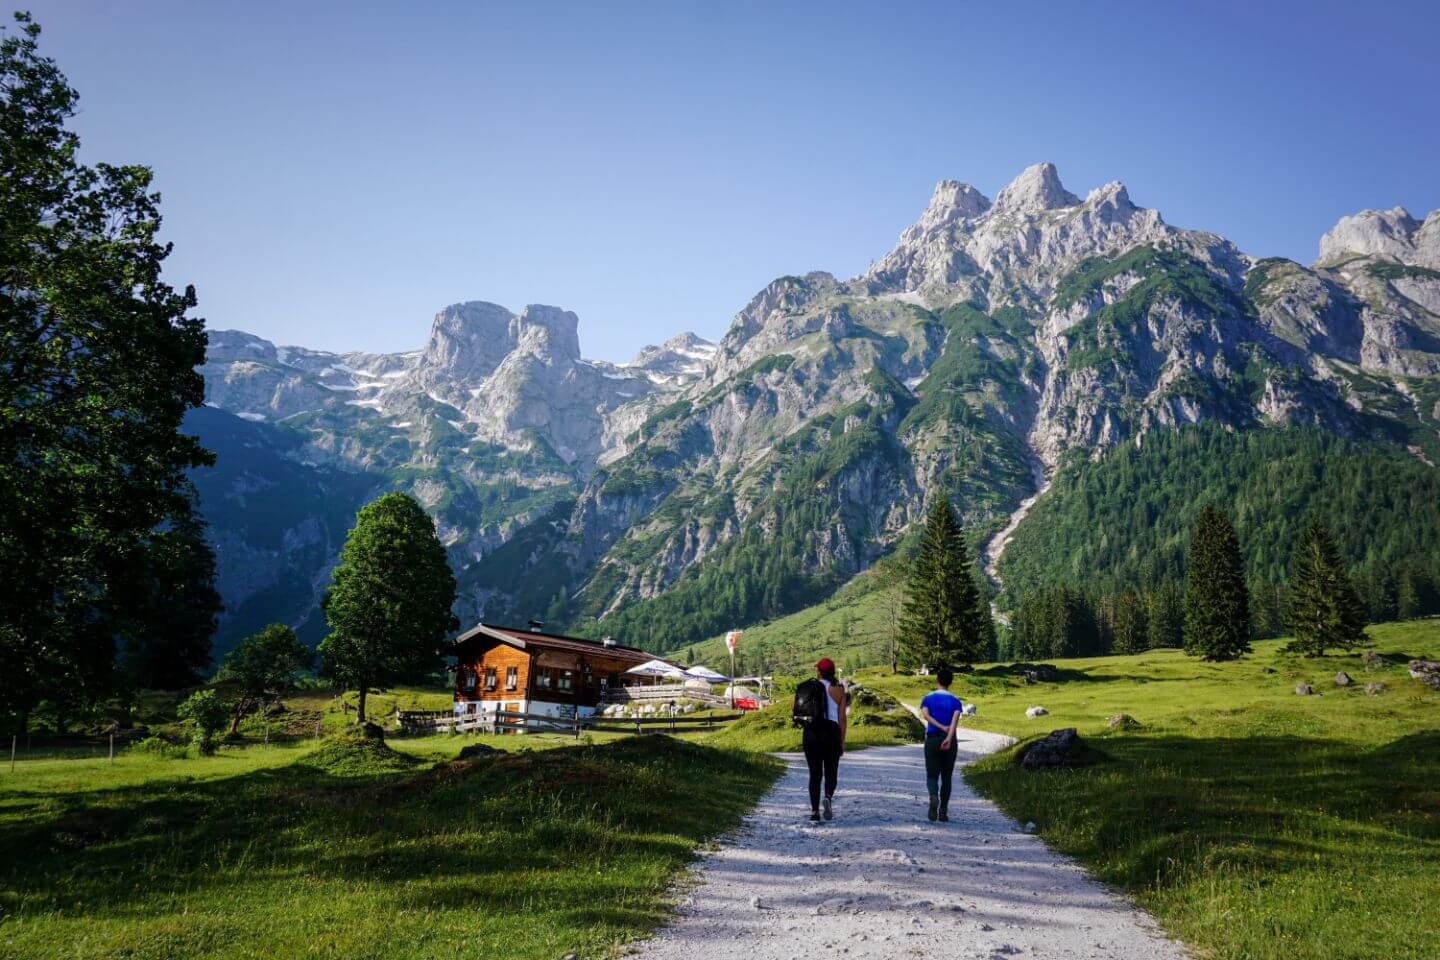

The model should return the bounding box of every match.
[724,630,742,654]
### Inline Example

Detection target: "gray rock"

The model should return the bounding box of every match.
[1025,706,1049,718]
[1017,728,1097,770]
[457,743,499,761]
[1295,682,1314,696]
[1107,714,1141,731]
[1364,682,1386,696]
[1335,671,1352,687]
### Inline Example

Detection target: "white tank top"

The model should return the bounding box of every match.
[820,679,840,723]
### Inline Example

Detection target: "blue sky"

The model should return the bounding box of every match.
[22,0,1440,362]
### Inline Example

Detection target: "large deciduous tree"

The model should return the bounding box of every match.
[0,14,214,730]
[899,498,990,669]
[1285,518,1366,656]
[1183,507,1250,661]
[319,493,457,723]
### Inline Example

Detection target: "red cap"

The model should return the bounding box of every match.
[815,657,835,672]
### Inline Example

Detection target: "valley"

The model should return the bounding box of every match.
[193,164,1440,655]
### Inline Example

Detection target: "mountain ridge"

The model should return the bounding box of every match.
[194,163,1440,653]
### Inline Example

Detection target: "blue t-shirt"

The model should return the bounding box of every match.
[920,690,963,736]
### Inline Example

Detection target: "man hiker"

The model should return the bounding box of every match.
[919,666,963,822]
[793,657,847,821]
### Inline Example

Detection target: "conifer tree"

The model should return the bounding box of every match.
[1285,518,1366,655]
[1112,589,1148,655]
[899,498,987,668]
[1183,507,1251,661]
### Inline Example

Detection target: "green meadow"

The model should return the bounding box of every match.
[864,619,1440,960]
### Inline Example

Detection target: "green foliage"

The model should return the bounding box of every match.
[115,488,222,690]
[1111,589,1147,655]
[1055,246,1248,372]
[899,499,990,667]
[216,624,312,733]
[0,14,215,727]
[1008,586,1100,660]
[176,690,228,755]
[1366,259,1440,282]
[1184,507,1251,661]
[132,735,184,759]
[998,425,1440,608]
[1285,518,1367,656]
[319,493,458,722]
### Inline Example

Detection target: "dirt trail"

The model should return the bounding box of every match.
[630,733,1185,960]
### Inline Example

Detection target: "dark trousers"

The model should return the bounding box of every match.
[925,732,958,812]
[802,720,841,811]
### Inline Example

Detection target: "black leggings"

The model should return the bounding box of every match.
[925,732,958,811]
[802,720,841,810]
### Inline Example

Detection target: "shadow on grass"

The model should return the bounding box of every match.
[0,736,781,927]
[966,729,1440,893]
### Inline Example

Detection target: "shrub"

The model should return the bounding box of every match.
[176,690,228,755]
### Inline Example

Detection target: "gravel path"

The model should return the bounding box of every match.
[630,730,1186,960]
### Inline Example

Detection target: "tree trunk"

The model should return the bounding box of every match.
[356,686,368,724]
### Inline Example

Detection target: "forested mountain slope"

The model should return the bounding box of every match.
[193,164,1440,653]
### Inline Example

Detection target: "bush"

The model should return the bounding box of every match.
[176,690,228,755]
[132,735,185,759]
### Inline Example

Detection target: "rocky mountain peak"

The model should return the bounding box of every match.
[421,300,517,380]
[917,180,992,230]
[992,162,1080,214]
[1315,206,1440,269]
[513,304,581,363]
[207,329,278,364]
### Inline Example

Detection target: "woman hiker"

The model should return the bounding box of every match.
[919,666,963,822]
[799,657,847,821]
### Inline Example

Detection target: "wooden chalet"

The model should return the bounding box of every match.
[451,623,668,721]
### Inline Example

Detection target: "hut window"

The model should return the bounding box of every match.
[557,670,573,692]
[463,669,476,690]
[535,668,552,690]
[484,667,497,690]
[505,666,518,690]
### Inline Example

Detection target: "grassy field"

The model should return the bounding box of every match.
[0,730,780,960]
[864,619,1440,960]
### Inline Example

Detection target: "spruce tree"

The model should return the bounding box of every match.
[1285,518,1366,656]
[899,498,987,668]
[1112,589,1148,655]
[1183,507,1251,661]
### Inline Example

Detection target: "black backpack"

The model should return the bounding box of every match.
[792,678,828,727]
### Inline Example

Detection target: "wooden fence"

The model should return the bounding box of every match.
[437,708,744,737]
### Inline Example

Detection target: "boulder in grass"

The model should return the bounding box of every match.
[1016,728,1100,770]
[1107,714,1141,731]
[1295,682,1314,696]
[457,743,499,761]
[1361,651,1384,670]
[1020,664,1060,683]
[1364,682,1386,696]
[1335,671,1352,687]
[1408,660,1440,690]
[1025,705,1048,718]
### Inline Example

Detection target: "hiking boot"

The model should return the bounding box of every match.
[822,797,833,821]
[809,810,821,822]
[939,809,950,823]
[927,796,938,822]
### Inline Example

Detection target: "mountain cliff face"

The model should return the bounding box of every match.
[194,163,1440,652]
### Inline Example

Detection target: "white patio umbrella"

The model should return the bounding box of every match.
[625,659,688,680]
[683,665,728,682]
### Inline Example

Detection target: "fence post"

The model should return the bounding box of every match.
[9,734,15,772]
[109,732,114,765]
[573,712,580,739]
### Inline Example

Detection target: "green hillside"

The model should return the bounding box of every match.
[998,424,1440,609]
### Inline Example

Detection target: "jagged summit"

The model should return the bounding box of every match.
[992,161,1080,213]
[917,179,992,229]
[1318,206,1440,269]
